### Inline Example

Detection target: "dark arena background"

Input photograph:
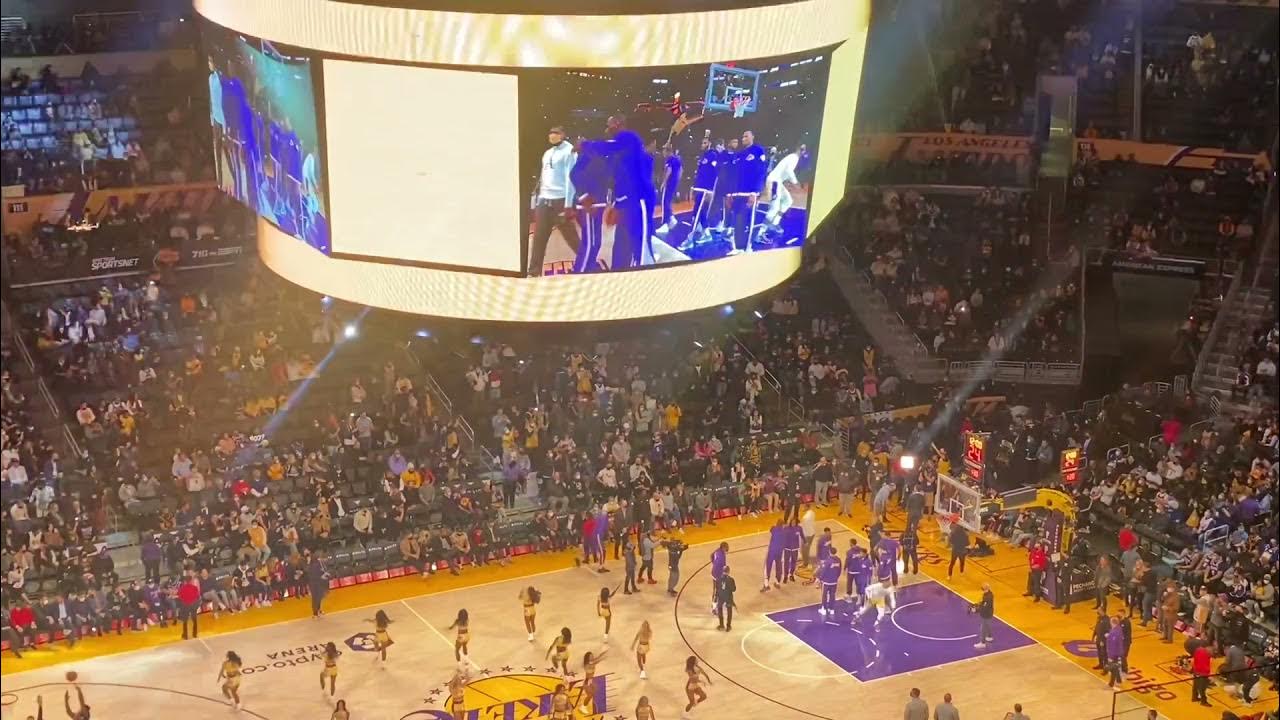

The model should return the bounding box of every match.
[0,1,1277,720]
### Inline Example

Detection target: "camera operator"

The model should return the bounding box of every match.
[662,536,688,597]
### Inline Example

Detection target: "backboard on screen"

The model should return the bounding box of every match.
[935,473,982,532]
[705,63,760,113]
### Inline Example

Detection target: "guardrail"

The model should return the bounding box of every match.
[945,360,1083,385]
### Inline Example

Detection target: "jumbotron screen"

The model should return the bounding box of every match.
[195,0,869,321]
[203,20,329,253]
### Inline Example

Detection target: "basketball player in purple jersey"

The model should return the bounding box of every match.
[782,518,803,583]
[845,540,872,606]
[875,536,900,588]
[709,542,728,614]
[817,552,842,615]
[762,519,785,591]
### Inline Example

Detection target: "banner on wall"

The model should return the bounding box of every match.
[852,133,1034,164]
[1075,138,1271,171]
[851,395,1007,426]
[1,183,221,237]
[7,242,248,288]
[849,133,1272,172]
[1106,253,1206,278]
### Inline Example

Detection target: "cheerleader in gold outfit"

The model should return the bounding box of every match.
[518,585,541,642]
[634,696,657,720]
[217,650,243,710]
[548,683,571,720]
[446,670,467,720]
[371,609,394,662]
[545,626,572,677]
[448,609,471,662]
[596,586,618,642]
[683,655,710,716]
[320,642,340,697]
[576,649,608,715]
[630,620,653,679]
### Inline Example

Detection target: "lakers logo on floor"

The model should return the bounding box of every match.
[400,673,611,719]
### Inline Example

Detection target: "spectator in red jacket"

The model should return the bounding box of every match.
[1025,540,1049,603]
[1118,524,1138,553]
[177,574,202,640]
[1190,641,1212,706]
[6,599,36,657]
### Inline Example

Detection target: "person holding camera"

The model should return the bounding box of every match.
[663,536,687,596]
[973,583,995,648]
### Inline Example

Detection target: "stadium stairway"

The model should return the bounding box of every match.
[824,246,947,383]
[1194,227,1278,412]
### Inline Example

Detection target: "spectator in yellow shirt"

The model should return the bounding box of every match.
[401,464,423,489]
[248,520,271,561]
[267,458,285,482]
[664,402,682,431]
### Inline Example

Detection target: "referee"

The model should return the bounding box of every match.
[715,566,737,631]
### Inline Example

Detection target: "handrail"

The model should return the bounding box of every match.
[3,299,82,458]
[401,342,498,472]
[1192,267,1244,389]
[729,333,783,393]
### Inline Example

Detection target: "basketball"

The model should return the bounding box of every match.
[65,671,78,683]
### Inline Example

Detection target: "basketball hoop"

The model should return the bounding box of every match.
[937,512,960,536]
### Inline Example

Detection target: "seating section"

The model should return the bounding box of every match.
[1142,3,1279,151]
[839,187,1081,362]
[1068,149,1268,259]
[0,16,193,58]
[1,61,211,193]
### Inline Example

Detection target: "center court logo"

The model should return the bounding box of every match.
[400,673,610,720]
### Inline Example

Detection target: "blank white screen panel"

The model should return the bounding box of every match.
[323,59,521,273]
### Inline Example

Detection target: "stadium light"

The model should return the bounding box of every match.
[722,304,735,316]
[343,323,358,339]
[898,454,916,471]
[753,310,764,319]
[415,329,432,338]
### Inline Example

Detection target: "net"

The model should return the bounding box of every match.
[936,512,960,537]
[934,473,982,532]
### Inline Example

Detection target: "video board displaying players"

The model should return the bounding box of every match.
[519,48,834,277]
[203,19,329,254]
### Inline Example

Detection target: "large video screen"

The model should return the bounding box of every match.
[519,49,833,277]
[204,21,329,254]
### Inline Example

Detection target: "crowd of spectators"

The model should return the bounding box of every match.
[1141,2,1278,152]
[1232,317,1279,408]
[1074,390,1277,694]
[2,59,212,193]
[1068,147,1269,260]
[838,186,1081,362]
[0,16,194,58]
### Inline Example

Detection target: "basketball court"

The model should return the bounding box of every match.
[0,510,1264,720]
